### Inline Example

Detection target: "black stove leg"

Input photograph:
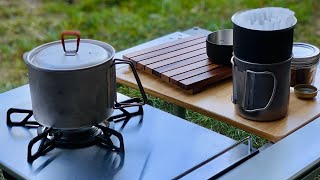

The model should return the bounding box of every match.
[6,108,39,127]
[96,125,125,153]
[118,105,143,129]
[2,170,16,180]
[110,98,144,129]
[27,128,60,163]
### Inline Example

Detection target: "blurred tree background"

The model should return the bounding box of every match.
[0,0,319,92]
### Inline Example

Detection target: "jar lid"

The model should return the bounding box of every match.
[26,31,115,71]
[291,42,320,66]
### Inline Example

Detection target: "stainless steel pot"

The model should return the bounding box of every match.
[23,31,147,129]
[206,29,233,65]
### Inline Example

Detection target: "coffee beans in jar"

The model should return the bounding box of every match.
[290,42,320,87]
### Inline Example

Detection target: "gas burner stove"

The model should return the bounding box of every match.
[6,98,143,163]
[0,86,263,179]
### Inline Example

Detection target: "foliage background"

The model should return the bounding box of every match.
[1,0,319,92]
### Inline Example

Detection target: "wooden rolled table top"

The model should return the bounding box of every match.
[115,32,320,142]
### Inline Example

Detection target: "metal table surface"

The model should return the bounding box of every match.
[220,116,320,180]
[0,85,250,179]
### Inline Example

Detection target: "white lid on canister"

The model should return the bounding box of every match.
[292,42,320,67]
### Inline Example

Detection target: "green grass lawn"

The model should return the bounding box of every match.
[0,0,320,178]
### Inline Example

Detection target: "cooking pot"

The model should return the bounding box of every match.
[23,31,147,129]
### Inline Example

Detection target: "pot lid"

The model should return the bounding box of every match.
[27,31,114,70]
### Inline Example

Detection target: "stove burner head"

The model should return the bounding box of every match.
[6,101,144,163]
[41,126,104,148]
[27,124,124,162]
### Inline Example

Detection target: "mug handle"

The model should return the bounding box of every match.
[112,58,147,109]
[242,70,277,112]
[230,57,238,104]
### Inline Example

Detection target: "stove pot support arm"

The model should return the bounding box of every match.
[113,59,147,108]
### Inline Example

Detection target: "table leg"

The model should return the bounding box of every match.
[2,170,15,180]
[173,105,186,119]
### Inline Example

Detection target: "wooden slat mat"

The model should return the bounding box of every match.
[123,35,232,94]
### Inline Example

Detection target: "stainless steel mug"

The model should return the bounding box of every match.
[231,56,291,121]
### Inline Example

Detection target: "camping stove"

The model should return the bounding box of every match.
[6,98,143,163]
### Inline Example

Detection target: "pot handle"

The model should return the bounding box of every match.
[113,59,147,109]
[61,31,80,56]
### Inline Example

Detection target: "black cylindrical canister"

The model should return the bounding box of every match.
[231,9,297,64]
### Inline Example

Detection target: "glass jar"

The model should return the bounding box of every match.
[290,42,320,87]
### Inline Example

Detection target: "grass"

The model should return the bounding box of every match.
[0,0,320,178]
